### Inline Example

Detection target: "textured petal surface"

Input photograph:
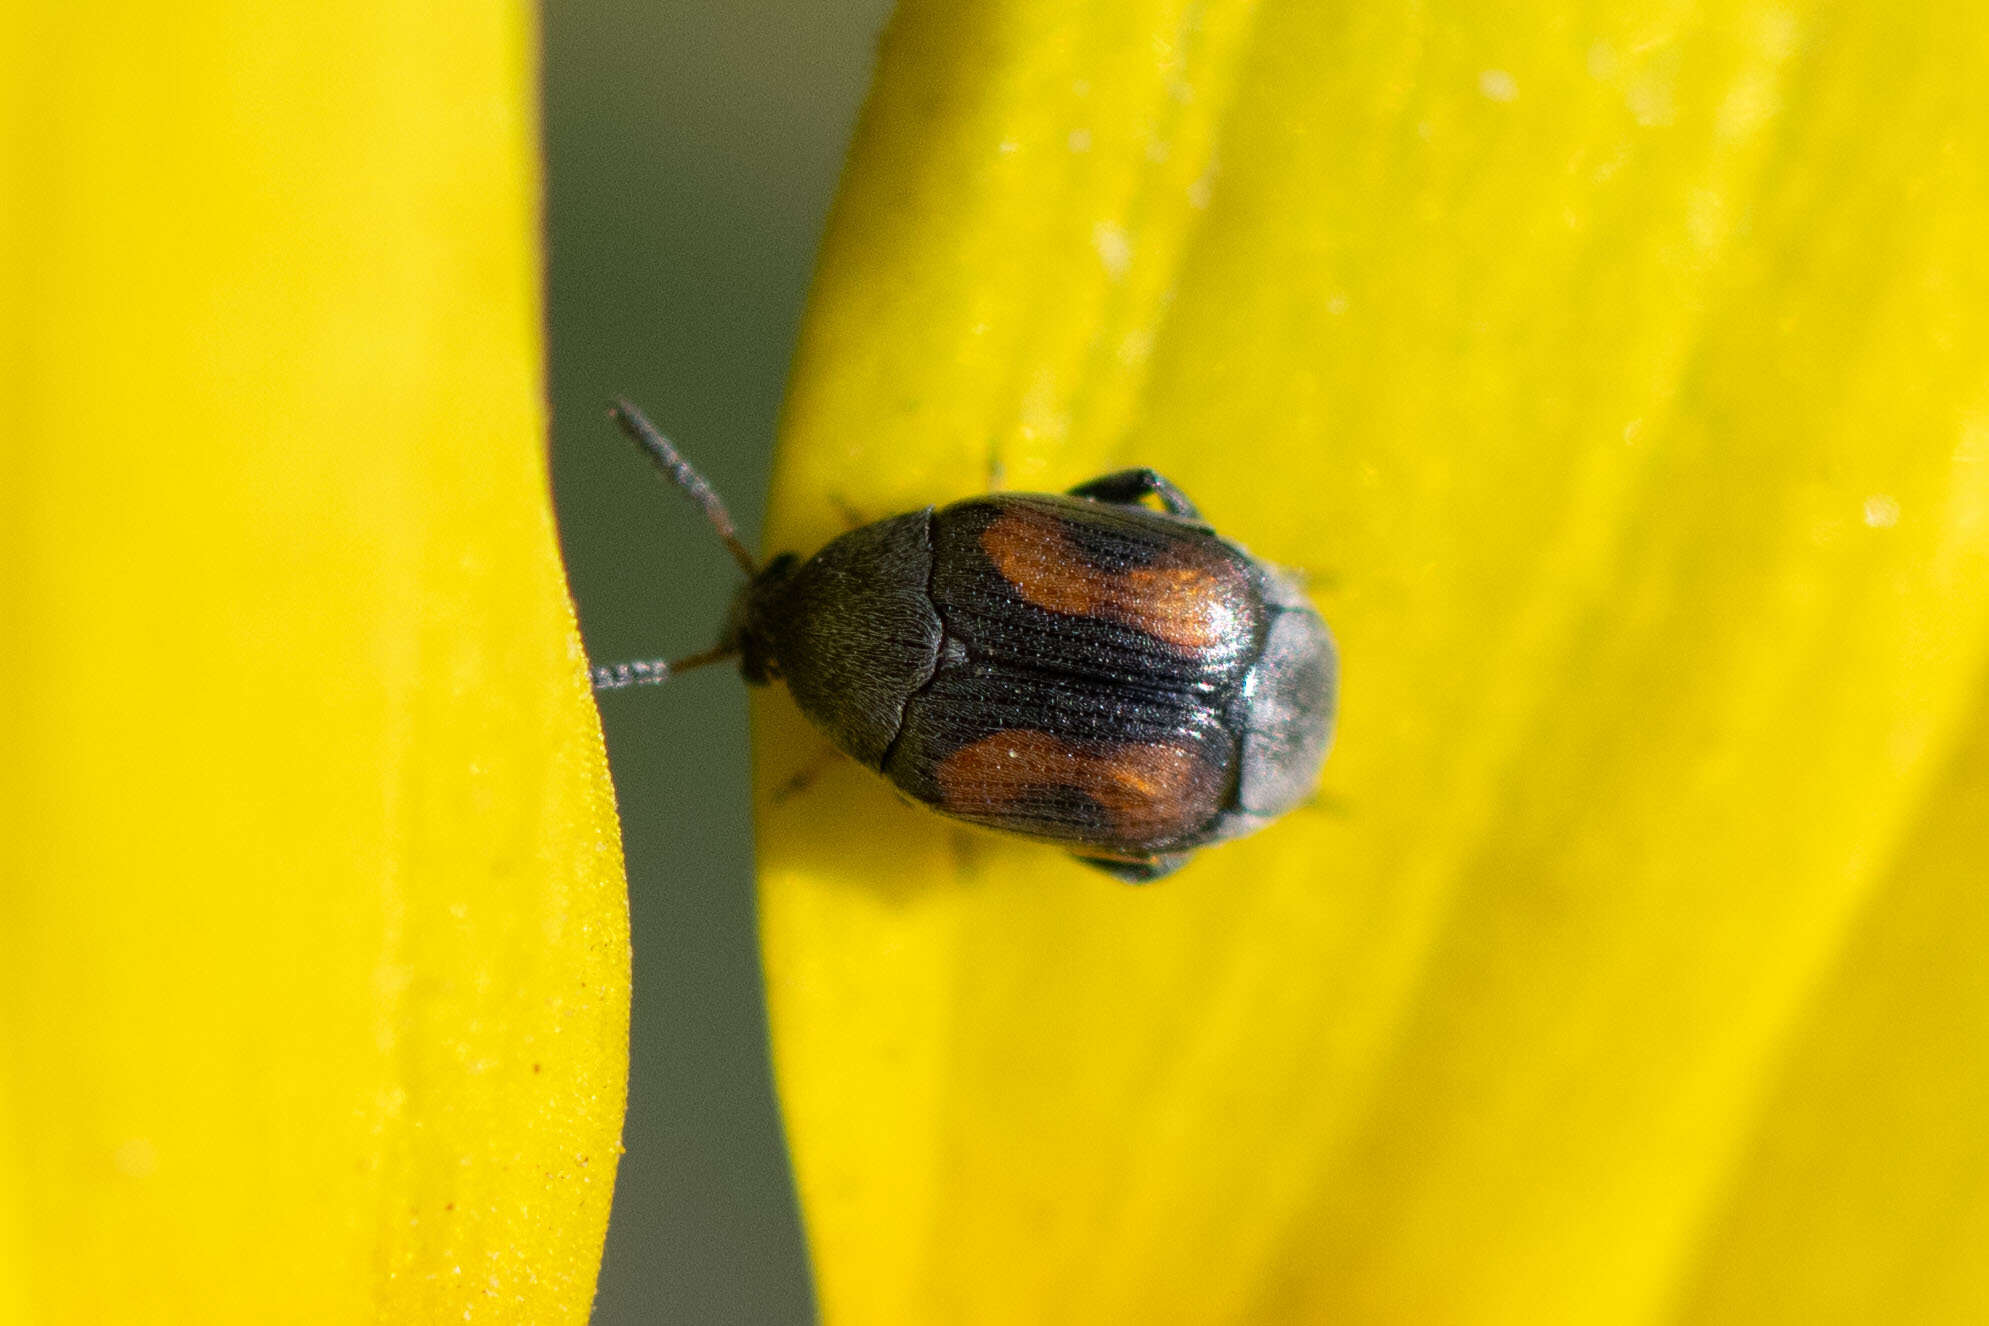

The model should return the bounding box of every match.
[1,4,628,1321]
[756,1,1989,1322]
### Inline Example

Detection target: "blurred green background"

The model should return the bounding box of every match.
[544,2,894,1320]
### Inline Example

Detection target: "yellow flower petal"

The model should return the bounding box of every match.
[2,4,627,1320]
[757,1,1989,1320]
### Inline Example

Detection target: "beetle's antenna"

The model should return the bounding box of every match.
[591,643,739,692]
[610,398,758,577]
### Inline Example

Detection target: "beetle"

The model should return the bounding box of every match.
[591,399,1336,881]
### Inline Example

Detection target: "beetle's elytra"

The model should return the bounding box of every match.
[593,400,1336,882]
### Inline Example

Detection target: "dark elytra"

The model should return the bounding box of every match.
[593,401,1337,882]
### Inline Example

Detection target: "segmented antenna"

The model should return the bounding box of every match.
[590,400,756,694]
[590,643,737,692]
[609,398,758,576]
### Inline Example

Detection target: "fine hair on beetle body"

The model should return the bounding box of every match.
[593,398,1337,883]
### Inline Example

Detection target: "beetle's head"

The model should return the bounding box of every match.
[726,552,800,686]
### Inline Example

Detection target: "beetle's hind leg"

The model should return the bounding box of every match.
[1074,851,1191,884]
[1067,469,1201,521]
[772,744,843,803]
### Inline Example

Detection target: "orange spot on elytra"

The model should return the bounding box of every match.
[978,506,1242,650]
[935,730,1220,844]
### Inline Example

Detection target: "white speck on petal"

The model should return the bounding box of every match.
[1761,7,1800,59]
[1093,222,1133,278]
[1627,74,1676,127]
[1068,128,1092,153]
[115,1138,157,1178]
[1864,494,1901,529]
[1955,416,1989,462]
[1118,328,1154,364]
[1478,69,1519,102]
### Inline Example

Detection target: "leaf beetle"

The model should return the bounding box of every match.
[592,399,1336,882]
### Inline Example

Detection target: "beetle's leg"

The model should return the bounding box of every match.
[1067,469,1202,521]
[1074,851,1191,884]
[771,745,842,803]
[825,493,869,532]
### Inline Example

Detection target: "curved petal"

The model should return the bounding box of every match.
[1,3,628,1319]
[758,1,1989,1321]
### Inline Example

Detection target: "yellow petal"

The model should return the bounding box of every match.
[1,4,627,1320]
[757,1,1989,1321]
